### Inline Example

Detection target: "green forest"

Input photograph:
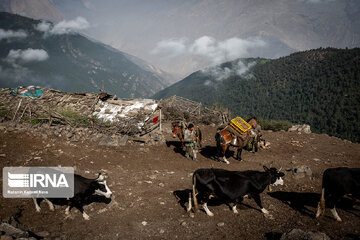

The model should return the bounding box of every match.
[154,48,360,142]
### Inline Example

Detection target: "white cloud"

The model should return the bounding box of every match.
[189,36,217,57]
[0,29,27,40]
[234,60,256,76]
[51,17,90,35]
[190,36,266,64]
[204,80,212,86]
[201,59,256,87]
[35,21,51,32]
[152,36,266,64]
[151,38,187,58]
[204,66,232,82]
[6,48,49,63]
[35,17,90,36]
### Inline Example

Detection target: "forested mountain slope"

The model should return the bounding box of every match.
[154,48,360,142]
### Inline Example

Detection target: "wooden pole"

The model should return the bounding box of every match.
[28,104,31,120]
[18,104,28,122]
[12,99,22,121]
[159,109,162,132]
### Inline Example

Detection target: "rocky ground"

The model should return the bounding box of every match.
[0,122,359,240]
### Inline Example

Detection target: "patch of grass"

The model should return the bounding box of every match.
[0,109,9,117]
[92,113,111,128]
[0,102,10,117]
[259,118,292,132]
[55,107,91,126]
[31,119,41,125]
[258,59,270,65]
[55,108,112,127]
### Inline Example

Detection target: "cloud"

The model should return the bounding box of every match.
[151,38,187,58]
[152,36,266,64]
[190,36,266,64]
[34,21,51,32]
[0,29,27,40]
[204,65,232,82]
[201,59,256,87]
[0,64,32,84]
[189,36,216,57]
[35,17,90,36]
[234,60,256,76]
[6,48,49,63]
[51,17,90,35]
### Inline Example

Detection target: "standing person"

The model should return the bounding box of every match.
[183,123,199,160]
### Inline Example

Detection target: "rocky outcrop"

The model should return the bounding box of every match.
[290,165,313,179]
[288,124,311,134]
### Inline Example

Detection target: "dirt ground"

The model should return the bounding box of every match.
[0,123,359,240]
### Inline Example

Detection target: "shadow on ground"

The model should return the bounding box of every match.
[269,191,359,217]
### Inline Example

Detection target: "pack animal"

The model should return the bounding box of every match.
[33,173,112,220]
[315,167,360,222]
[172,122,202,152]
[172,122,185,143]
[215,127,251,164]
[187,166,284,218]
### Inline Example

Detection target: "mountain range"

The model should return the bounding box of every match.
[1,0,359,77]
[0,12,174,98]
[154,48,360,142]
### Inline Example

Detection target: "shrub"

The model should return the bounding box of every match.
[0,103,10,117]
[258,118,292,131]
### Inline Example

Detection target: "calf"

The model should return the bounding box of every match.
[315,167,360,222]
[187,166,284,217]
[33,173,112,220]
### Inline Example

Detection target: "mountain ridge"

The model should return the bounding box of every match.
[0,12,173,98]
[154,47,360,142]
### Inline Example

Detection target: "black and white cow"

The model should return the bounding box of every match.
[187,166,284,217]
[33,173,112,220]
[315,167,360,222]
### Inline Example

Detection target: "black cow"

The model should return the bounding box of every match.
[315,167,360,222]
[33,173,112,220]
[187,166,284,217]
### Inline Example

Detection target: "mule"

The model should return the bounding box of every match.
[172,121,186,143]
[172,122,202,157]
[215,127,251,164]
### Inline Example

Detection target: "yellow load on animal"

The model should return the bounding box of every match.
[229,116,251,136]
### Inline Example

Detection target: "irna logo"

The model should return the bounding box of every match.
[3,167,74,198]
[8,172,69,188]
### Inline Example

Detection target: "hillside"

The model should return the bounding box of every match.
[0,12,172,98]
[154,48,360,142]
[0,121,359,239]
